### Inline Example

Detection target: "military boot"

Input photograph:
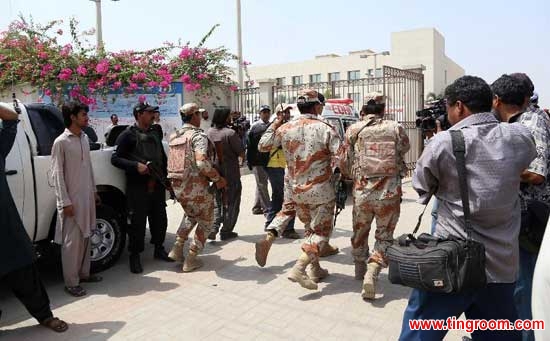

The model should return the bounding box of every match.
[354,260,367,280]
[307,260,329,283]
[362,262,382,300]
[319,243,339,257]
[168,236,186,263]
[287,252,318,290]
[255,232,276,267]
[182,250,203,272]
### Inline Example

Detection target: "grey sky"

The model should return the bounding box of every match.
[3,0,549,107]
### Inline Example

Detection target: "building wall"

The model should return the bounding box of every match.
[243,28,464,100]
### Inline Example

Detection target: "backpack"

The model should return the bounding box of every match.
[246,122,271,167]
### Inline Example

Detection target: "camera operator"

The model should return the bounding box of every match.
[0,103,68,332]
[229,111,250,147]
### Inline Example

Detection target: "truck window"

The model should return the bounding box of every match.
[26,104,65,156]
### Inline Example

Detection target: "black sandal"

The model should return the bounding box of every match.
[65,285,87,297]
[40,317,69,332]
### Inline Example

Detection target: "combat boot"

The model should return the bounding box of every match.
[168,236,186,263]
[354,260,367,280]
[362,262,382,300]
[287,252,318,290]
[255,231,276,267]
[182,250,203,272]
[319,243,339,257]
[307,260,329,283]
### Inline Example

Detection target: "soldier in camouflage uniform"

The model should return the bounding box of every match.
[167,103,227,272]
[255,89,341,290]
[340,92,410,299]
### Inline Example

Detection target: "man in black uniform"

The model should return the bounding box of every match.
[111,101,173,273]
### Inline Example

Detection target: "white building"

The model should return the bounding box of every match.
[243,28,464,100]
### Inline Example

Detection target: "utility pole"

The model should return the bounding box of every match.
[236,0,244,89]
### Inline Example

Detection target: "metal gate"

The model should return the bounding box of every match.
[234,65,424,173]
[233,87,260,123]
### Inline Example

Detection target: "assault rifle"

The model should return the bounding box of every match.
[333,168,348,228]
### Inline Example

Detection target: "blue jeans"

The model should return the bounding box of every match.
[514,247,538,341]
[400,283,521,341]
[265,167,295,231]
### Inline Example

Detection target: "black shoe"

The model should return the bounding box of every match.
[129,254,143,274]
[220,231,238,241]
[282,230,301,239]
[154,246,175,262]
[207,231,217,241]
[252,208,264,215]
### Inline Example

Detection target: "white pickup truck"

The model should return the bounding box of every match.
[4,101,129,272]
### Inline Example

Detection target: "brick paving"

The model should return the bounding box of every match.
[0,174,465,340]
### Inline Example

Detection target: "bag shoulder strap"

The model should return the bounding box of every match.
[350,117,378,147]
[449,130,473,238]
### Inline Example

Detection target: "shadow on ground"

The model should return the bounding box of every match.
[0,320,125,341]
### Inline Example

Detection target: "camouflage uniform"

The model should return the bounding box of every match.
[340,103,410,298]
[257,93,341,289]
[167,122,222,270]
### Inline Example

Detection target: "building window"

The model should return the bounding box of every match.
[328,72,340,82]
[375,68,382,77]
[275,77,285,86]
[292,75,303,85]
[367,69,374,77]
[348,92,361,106]
[348,70,361,80]
[309,74,322,83]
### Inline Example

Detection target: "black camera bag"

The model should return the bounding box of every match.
[387,130,486,293]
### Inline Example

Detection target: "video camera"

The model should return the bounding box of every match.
[415,99,451,131]
[229,115,250,138]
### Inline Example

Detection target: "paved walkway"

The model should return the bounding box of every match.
[0,174,464,340]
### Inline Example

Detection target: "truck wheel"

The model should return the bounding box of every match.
[90,205,125,273]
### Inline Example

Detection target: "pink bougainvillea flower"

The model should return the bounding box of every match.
[95,60,109,74]
[38,52,48,59]
[181,74,191,83]
[112,81,122,90]
[229,85,238,91]
[60,44,72,57]
[129,82,139,91]
[113,64,121,71]
[40,64,53,77]
[76,65,87,76]
[57,68,73,81]
[197,73,207,80]
[147,81,158,88]
[138,94,147,103]
[44,88,52,96]
[179,46,192,59]
[159,80,169,88]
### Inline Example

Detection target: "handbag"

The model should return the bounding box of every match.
[386,130,487,293]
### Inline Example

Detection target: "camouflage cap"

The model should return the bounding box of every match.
[179,103,199,117]
[364,91,385,104]
[297,89,321,104]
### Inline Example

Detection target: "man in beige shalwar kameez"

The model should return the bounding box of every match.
[51,101,102,297]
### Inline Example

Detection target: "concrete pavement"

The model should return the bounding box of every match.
[0,174,465,340]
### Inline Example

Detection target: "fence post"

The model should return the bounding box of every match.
[258,79,276,109]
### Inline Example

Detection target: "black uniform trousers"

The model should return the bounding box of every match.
[1,263,53,323]
[126,184,168,254]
